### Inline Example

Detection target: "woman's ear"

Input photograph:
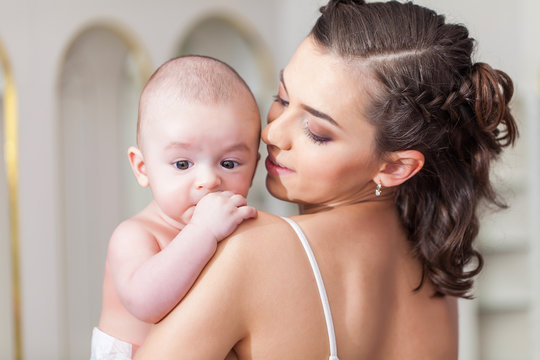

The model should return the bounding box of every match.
[128,146,149,188]
[374,150,424,187]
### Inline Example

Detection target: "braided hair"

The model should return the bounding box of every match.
[312,0,518,298]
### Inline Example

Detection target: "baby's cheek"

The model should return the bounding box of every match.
[236,179,252,197]
[224,175,250,196]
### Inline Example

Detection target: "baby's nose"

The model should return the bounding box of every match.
[195,168,221,191]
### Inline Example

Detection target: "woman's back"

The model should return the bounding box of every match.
[275,206,458,359]
[216,204,456,359]
[136,207,457,359]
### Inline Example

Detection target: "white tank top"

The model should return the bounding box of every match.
[281,217,339,360]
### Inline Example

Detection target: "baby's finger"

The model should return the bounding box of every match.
[236,205,257,220]
[229,194,247,207]
[219,190,235,198]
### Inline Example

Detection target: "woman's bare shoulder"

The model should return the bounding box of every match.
[215,211,295,259]
[172,211,299,311]
[236,210,288,231]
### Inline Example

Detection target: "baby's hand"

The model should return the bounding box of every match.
[190,191,257,242]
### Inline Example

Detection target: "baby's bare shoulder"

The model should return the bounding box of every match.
[107,213,162,258]
[112,215,154,240]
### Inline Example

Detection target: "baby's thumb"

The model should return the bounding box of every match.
[239,206,257,220]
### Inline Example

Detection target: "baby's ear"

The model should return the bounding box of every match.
[128,146,149,188]
[374,150,424,188]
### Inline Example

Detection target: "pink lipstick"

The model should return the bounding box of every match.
[265,155,294,176]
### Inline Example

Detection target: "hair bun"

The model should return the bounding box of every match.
[470,62,517,148]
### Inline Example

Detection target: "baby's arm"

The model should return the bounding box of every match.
[107,191,256,324]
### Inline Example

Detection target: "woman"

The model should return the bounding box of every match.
[136,1,517,359]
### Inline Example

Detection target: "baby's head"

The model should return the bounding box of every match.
[129,56,261,225]
[136,55,260,149]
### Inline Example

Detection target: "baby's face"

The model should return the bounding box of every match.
[141,96,260,226]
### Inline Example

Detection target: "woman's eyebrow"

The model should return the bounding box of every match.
[280,69,339,127]
[279,69,288,93]
[302,105,339,127]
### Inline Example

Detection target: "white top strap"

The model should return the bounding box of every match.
[281,217,339,360]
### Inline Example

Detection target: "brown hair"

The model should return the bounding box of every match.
[311,0,518,297]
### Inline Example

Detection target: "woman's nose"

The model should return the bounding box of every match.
[261,115,292,150]
[195,167,221,191]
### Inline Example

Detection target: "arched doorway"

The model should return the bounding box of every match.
[0,38,21,360]
[57,22,151,359]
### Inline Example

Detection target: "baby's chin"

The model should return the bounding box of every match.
[160,205,196,230]
[180,205,196,225]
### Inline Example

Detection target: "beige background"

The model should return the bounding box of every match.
[0,0,538,359]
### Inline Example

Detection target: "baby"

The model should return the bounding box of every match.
[91,55,261,360]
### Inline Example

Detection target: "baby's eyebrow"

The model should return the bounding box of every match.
[223,143,251,153]
[164,141,192,151]
[164,141,251,153]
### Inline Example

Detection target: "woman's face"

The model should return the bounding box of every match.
[262,37,382,211]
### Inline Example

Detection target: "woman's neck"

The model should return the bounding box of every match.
[298,186,396,215]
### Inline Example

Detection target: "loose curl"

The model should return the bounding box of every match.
[312,0,518,297]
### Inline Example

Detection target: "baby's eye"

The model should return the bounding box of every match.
[221,160,238,169]
[174,160,192,170]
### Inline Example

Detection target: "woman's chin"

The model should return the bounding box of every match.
[265,177,290,202]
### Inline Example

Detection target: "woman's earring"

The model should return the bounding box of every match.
[375,181,382,197]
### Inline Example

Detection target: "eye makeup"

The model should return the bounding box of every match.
[273,94,289,107]
[304,120,331,145]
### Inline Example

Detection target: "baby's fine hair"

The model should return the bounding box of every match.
[137,55,256,144]
[312,0,518,298]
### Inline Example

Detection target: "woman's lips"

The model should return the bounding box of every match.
[265,155,294,176]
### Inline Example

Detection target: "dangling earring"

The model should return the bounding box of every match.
[375,181,382,197]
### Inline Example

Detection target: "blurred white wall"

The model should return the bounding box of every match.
[0,0,537,359]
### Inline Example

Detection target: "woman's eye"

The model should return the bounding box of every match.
[221,160,238,169]
[273,94,289,107]
[304,125,331,145]
[174,160,192,170]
